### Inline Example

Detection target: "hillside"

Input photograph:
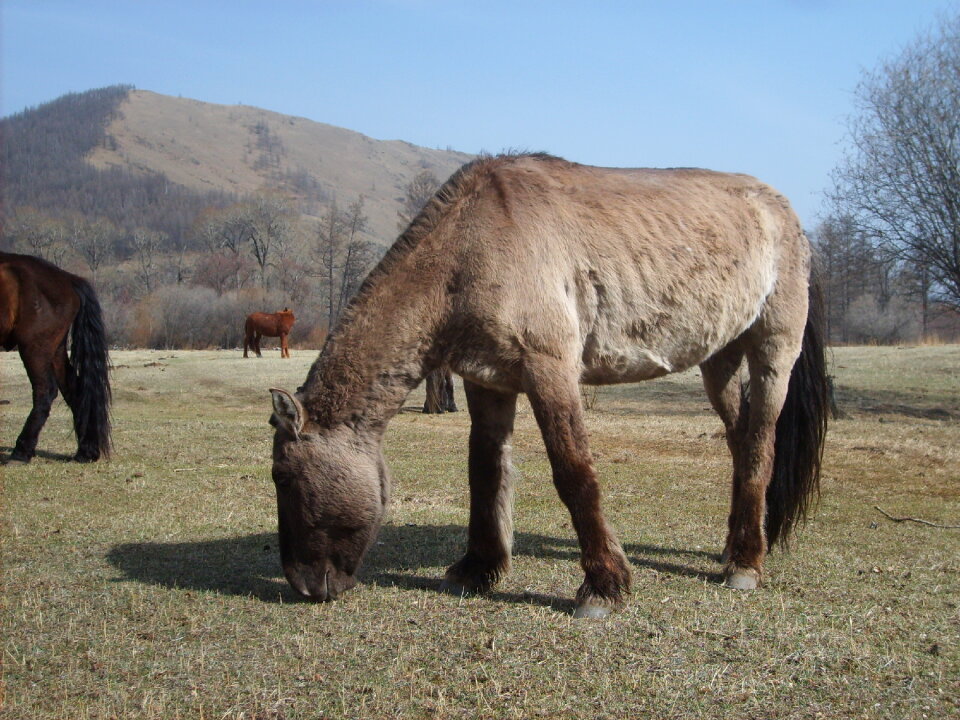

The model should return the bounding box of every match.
[87,89,473,244]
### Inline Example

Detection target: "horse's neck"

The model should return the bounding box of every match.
[301,264,445,432]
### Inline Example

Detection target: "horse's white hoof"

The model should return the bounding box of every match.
[572,603,611,619]
[724,568,760,590]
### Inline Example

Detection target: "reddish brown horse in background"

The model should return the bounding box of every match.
[268,154,829,618]
[244,309,295,358]
[0,252,112,463]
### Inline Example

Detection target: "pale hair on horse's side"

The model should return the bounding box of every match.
[269,153,829,618]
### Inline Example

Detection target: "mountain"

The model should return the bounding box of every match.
[87,89,473,243]
[3,86,474,246]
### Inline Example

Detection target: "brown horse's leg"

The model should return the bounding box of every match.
[50,338,82,457]
[700,343,748,565]
[243,331,250,358]
[522,355,630,617]
[254,332,262,358]
[722,338,798,589]
[442,380,517,594]
[10,346,60,463]
[280,333,289,358]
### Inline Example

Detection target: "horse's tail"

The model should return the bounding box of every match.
[765,274,830,548]
[70,277,112,459]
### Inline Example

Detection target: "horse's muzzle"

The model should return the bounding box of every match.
[283,563,356,602]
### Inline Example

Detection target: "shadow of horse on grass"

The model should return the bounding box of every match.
[106,523,722,608]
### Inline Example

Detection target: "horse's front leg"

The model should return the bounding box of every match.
[442,380,517,595]
[523,356,631,618]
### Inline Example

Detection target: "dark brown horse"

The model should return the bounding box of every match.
[1,252,112,463]
[423,367,457,413]
[243,309,295,358]
[268,154,829,617]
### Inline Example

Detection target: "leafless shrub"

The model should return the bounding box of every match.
[844,294,920,344]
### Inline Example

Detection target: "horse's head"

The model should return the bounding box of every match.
[268,388,389,601]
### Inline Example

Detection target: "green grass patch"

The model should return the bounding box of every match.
[2,347,958,718]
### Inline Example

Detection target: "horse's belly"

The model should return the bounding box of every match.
[577,314,747,385]
[579,343,675,384]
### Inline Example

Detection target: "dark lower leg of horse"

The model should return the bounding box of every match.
[51,347,97,461]
[722,465,770,590]
[443,382,517,595]
[11,381,58,463]
[524,360,631,617]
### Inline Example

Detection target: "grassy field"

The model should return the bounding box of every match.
[2,345,958,719]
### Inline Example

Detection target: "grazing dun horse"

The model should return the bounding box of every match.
[269,154,829,618]
[0,252,112,463]
[244,308,295,358]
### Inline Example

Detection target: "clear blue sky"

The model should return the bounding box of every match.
[3,1,958,228]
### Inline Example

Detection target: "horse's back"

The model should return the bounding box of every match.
[442,156,809,386]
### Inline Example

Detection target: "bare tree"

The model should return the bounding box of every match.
[70,216,116,284]
[130,227,166,294]
[6,208,68,264]
[397,170,439,230]
[248,194,296,288]
[830,13,960,313]
[313,196,378,330]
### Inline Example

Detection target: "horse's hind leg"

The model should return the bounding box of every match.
[50,339,83,459]
[10,347,59,463]
[442,380,518,595]
[523,355,631,618]
[254,332,263,358]
[721,334,801,589]
[700,343,748,565]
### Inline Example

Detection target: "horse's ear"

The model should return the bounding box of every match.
[270,388,305,439]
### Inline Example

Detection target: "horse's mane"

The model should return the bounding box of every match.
[334,152,563,333]
[301,153,564,423]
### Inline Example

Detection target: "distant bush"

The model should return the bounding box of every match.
[844,294,920,344]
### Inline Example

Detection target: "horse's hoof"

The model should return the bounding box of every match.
[724,567,760,590]
[572,603,612,619]
[439,578,471,597]
[5,456,29,466]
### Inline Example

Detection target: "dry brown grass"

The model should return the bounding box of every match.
[2,346,958,718]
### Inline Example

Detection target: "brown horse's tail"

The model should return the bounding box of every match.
[70,278,112,460]
[765,275,830,548]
